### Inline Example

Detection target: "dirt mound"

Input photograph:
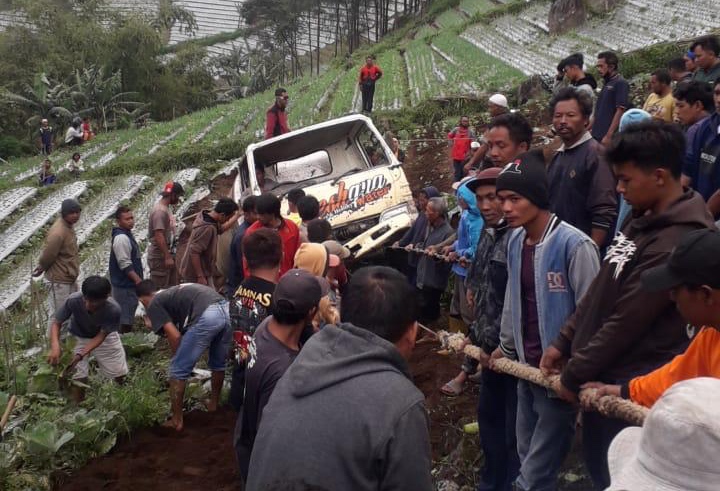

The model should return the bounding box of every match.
[53,408,241,491]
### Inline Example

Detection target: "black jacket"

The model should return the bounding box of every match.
[555,190,716,392]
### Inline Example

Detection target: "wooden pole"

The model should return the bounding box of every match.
[0,395,17,431]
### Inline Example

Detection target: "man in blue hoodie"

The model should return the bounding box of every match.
[436,179,483,334]
[491,152,600,491]
[246,266,433,491]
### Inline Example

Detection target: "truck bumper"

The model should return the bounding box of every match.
[344,213,412,259]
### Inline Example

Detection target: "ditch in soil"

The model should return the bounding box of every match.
[52,334,590,490]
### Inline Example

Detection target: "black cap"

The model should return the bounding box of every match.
[272,269,329,316]
[642,229,720,291]
[496,151,549,209]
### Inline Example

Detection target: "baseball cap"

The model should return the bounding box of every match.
[641,229,720,291]
[322,240,351,260]
[606,377,720,491]
[468,167,502,192]
[489,93,508,108]
[161,181,185,196]
[273,269,329,315]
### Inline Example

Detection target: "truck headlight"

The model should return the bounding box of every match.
[379,203,413,223]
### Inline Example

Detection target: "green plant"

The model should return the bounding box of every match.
[59,409,119,463]
[18,421,74,466]
[121,332,160,357]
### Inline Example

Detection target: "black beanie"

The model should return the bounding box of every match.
[496,151,550,209]
[61,198,82,216]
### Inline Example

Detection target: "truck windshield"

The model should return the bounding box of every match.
[273,150,332,183]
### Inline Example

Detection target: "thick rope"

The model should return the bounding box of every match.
[438,331,649,426]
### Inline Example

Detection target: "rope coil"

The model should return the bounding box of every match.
[439,331,649,426]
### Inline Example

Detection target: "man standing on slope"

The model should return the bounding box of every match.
[109,206,143,333]
[246,266,432,491]
[359,56,383,113]
[592,51,629,146]
[147,181,184,288]
[265,88,290,140]
[33,198,82,333]
[547,88,618,247]
[179,197,239,289]
[448,116,476,182]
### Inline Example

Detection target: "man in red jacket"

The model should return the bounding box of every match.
[448,116,476,182]
[243,193,300,278]
[265,88,290,140]
[359,57,383,113]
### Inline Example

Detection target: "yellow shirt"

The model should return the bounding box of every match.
[642,92,675,122]
[287,212,302,226]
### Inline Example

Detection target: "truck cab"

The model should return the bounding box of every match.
[233,114,416,258]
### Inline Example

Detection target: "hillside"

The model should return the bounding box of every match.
[0,0,719,486]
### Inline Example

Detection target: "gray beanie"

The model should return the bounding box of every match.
[61,198,82,216]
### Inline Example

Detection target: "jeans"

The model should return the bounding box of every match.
[453,159,465,182]
[582,411,631,490]
[477,369,519,491]
[515,381,576,491]
[169,301,231,380]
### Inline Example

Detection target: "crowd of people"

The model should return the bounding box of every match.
[31,34,720,491]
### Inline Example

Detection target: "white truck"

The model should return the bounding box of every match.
[233,114,416,258]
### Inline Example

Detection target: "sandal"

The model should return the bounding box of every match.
[440,378,465,397]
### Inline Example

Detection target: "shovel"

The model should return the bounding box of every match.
[0,395,17,442]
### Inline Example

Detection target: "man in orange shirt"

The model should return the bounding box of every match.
[583,229,720,407]
[359,57,383,114]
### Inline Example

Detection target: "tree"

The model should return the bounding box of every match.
[1,73,73,129]
[68,66,146,131]
[152,0,199,36]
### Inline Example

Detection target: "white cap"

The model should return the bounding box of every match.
[488,94,508,108]
[470,141,481,150]
[606,377,720,491]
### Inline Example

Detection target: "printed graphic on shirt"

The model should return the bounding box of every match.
[547,272,568,292]
[605,232,637,280]
[232,277,275,363]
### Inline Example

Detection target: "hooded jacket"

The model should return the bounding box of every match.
[452,181,484,277]
[179,210,218,283]
[246,323,433,491]
[398,186,440,268]
[554,190,716,392]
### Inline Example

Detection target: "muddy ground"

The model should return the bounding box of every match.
[54,125,592,490]
[53,334,590,491]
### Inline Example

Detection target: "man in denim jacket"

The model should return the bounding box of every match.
[491,152,600,491]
